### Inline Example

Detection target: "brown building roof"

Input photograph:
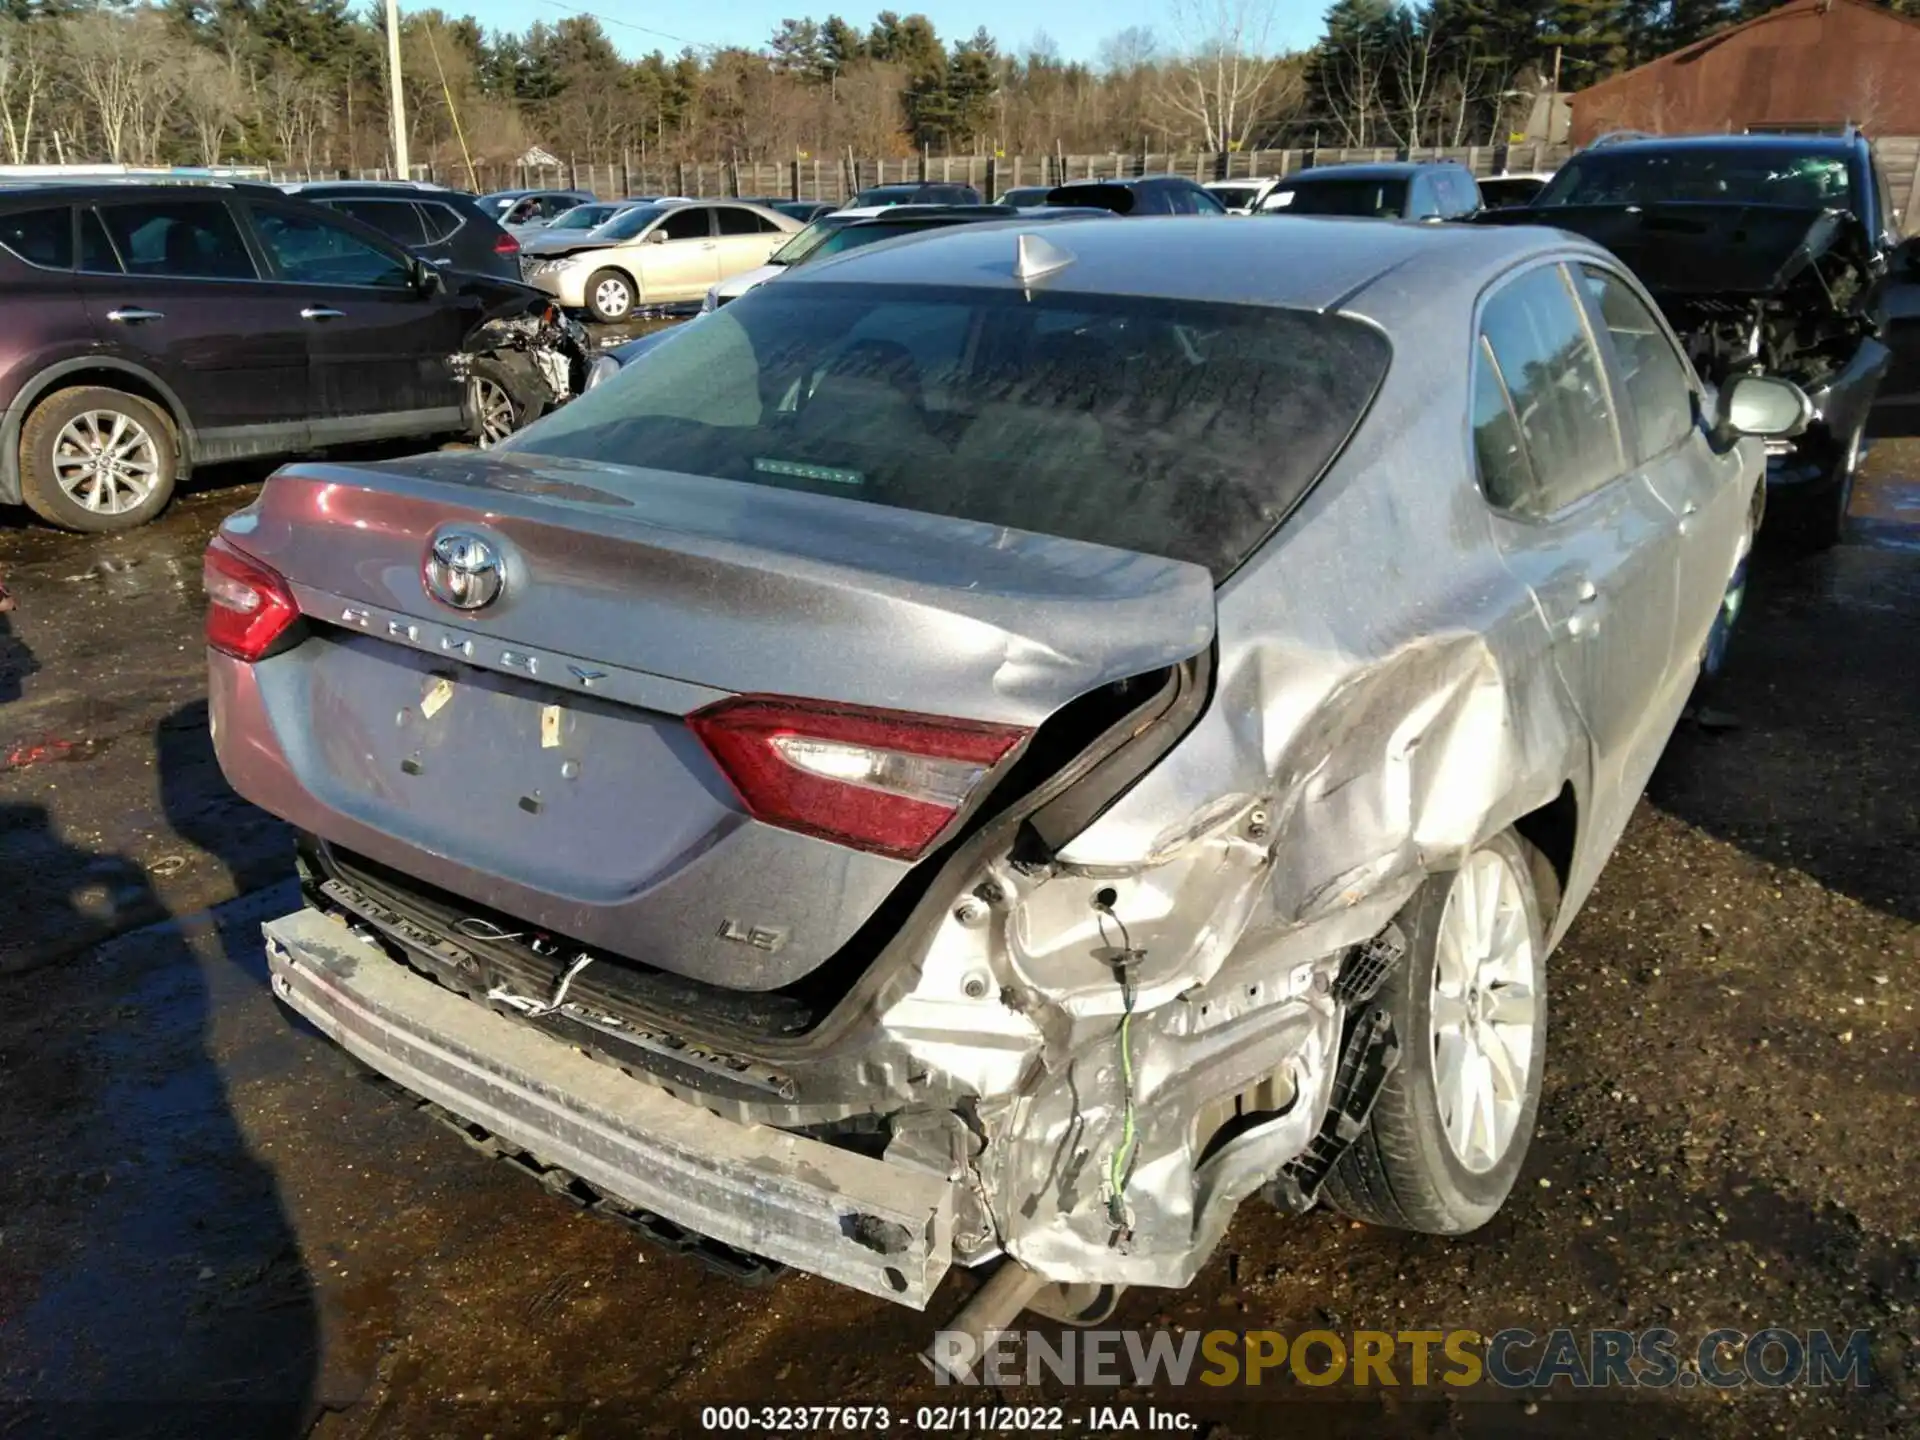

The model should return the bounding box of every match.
[1571,0,1920,144]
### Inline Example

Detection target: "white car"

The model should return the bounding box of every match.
[518,199,800,321]
[698,205,913,312]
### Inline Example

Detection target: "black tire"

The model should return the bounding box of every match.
[1323,831,1553,1235]
[583,267,636,323]
[1775,426,1861,552]
[465,356,540,448]
[20,385,179,533]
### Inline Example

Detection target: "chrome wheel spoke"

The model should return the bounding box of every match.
[1430,988,1470,1033]
[1429,845,1540,1175]
[54,411,159,510]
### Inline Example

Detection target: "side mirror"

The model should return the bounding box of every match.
[411,256,445,294]
[1717,373,1813,440]
[646,229,668,245]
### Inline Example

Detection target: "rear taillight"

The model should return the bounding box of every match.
[204,535,299,662]
[494,231,520,255]
[689,696,1028,861]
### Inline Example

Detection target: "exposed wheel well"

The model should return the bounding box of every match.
[28,370,187,456]
[1513,782,1578,912]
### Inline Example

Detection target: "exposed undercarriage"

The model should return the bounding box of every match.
[453,305,593,416]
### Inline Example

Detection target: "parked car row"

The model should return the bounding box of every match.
[217,203,1816,1331]
[0,180,591,531]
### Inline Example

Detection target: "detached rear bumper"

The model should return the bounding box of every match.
[263,906,956,1308]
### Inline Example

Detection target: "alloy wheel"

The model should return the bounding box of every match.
[470,375,519,448]
[1430,848,1541,1174]
[51,409,161,516]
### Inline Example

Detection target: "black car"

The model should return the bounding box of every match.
[774,201,837,223]
[846,182,983,207]
[1040,175,1228,216]
[1258,161,1481,221]
[0,182,588,530]
[995,185,1055,207]
[1480,129,1920,546]
[278,181,521,280]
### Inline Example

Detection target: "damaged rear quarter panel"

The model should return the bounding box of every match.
[975,295,1598,1284]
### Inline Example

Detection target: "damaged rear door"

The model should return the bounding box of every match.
[1473,262,1682,848]
[242,198,471,444]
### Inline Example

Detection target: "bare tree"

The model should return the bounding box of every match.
[66,11,154,163]
[178,52,246,165]
[1151,0,1293,152]
[1321,20,1385,147]
[1384,14,1441,148]
[0,17,53,165]
[261,66,331,166]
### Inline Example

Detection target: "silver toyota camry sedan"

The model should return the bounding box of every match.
[206,216,1807,1320]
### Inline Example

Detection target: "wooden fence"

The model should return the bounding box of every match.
[270,143,1582,203]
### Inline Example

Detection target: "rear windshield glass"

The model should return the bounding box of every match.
[770,215,854,264]
[810,220,967,259]
[1267,178,1409,218]
[502,283,1390,579]
[1537,148,1852,208]
[596,205,670,240]
[549,203,623,232]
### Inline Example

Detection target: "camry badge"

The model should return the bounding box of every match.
[424,532,505,611]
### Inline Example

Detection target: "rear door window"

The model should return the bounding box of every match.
[1472,335,1534,510]
[716,207,775,236]
[502,283,1392,579]
[1476,264,1624,515]
[659,207,712,241]
[1577,265,1696,462]
[93,200,256,280]
[416,202,466,243]
[0,206,72,269]
[325,198,428,247]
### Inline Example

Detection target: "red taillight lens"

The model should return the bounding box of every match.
[494,231,520,255]
[689,696,1029,861]
[204,535,299,662]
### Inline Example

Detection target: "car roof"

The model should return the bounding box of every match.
[1053,174,1197,190]
[785,213,1588,315]
[1279,162,1460,182]
[280,180,464,198]
[1580,132,1858,156]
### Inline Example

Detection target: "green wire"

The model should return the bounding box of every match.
[1107,998,1137,1224]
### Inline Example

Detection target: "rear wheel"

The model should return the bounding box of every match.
[1324,832,1549,1234]
[20,385,178,533]
[584,268,635,323]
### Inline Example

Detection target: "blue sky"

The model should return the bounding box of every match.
[460,0,1327,64]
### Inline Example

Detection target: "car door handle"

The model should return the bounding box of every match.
[431,257,453,267]
[701,242,717,250]
[106,307,164,324]
[1577,581,1599,603]
[301,306,346,322]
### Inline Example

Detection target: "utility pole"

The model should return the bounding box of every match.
[385,0,409,180]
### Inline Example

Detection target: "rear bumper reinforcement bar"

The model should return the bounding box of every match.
[263,906,956,1308]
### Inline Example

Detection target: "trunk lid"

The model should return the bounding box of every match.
[219,452,1214,989]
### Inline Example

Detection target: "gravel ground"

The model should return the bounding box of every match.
[0,442,1914,1439]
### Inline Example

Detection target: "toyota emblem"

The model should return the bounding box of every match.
[424,532,505,611]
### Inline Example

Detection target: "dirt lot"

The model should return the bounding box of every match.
[0,443,1915,1439]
